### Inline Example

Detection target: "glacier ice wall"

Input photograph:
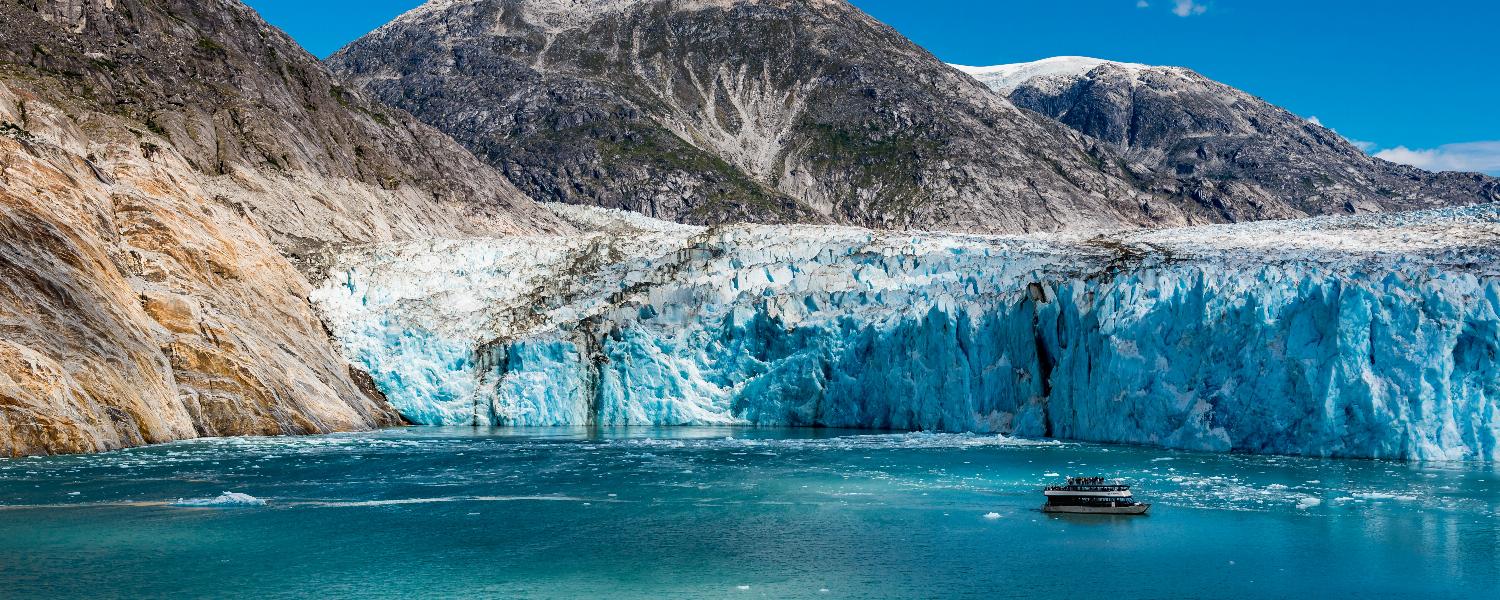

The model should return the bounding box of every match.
[312,205,1500,460]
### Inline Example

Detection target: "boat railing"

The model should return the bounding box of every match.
[1045,484,1131,492]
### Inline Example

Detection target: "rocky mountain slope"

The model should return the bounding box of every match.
[330,1,1496,233]
[0,0,569,456]
[957,57,1499,219]
[327,0,1187,233]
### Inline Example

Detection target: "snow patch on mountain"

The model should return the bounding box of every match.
[953,56,1151,93]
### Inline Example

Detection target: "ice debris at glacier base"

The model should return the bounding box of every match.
[311,204,1500,460]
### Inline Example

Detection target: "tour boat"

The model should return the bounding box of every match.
[1042,477,1150,515]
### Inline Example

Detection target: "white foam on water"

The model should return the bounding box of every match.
[605,433,1067,452]
[1351,492,1417,501]
[297,495,605,508]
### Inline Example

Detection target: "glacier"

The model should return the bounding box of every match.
[311,204,1500,460]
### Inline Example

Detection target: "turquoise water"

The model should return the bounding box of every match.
[1,428,1496,599]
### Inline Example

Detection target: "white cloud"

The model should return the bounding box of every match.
[1304,116,1378,153]
[1375,142,1500,175]
[1136,1,1151,7]
[1173,0,1208,16]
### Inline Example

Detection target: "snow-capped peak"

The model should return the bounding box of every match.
[952,56,1151,93]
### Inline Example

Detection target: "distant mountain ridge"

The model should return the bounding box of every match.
[960,57,1499,218]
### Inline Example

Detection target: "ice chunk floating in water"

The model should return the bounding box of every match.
[174,492,266,507]
[312,204,1500,460]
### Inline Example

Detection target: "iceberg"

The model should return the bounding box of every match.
[311,204,1500,460]
[173,492,267,507]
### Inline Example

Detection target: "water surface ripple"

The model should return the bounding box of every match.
[1,427,1496,599]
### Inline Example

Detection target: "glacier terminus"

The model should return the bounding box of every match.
[312,204,1500,461]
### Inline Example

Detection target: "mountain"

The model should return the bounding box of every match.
[326,0,1203,233]
[956,57,1500,218]
[6,0,1497,459]
[0,0,568,455]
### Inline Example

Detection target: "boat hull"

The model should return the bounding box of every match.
[1042,503,1150,515]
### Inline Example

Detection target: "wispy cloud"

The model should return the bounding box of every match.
[1375,142,1500,175]
[1136,1,1151,7]
[1173,0,1208,16]
[1305,116,1377,153]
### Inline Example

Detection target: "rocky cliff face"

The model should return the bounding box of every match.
[328,0,1195,233]
[0,0,568,456]
[959,57,1500,220]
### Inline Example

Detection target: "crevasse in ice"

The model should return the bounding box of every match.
[311,204,1500,460]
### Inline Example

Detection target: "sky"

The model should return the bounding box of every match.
[246,0,1500,174]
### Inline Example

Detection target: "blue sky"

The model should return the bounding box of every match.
[247,0,1500,174]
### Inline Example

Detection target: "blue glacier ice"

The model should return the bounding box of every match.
[311,204,1500,460]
